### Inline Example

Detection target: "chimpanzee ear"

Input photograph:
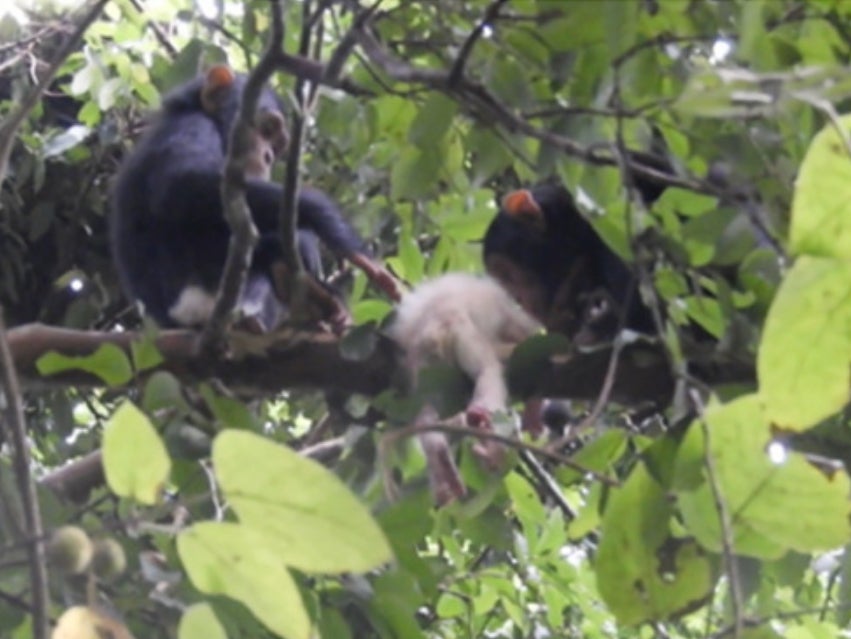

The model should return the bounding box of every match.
[501,189,543,222]
[201,65,236,114]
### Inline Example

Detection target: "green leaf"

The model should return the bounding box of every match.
[737,0,767,64]
[142,371,189,414]
[739,247,782,309]
[409,93,456,148]
[130,332,165,372]
[838,543,851,627]
[200,385,260,430]
[505,473,547,537]
[683,295,726,339]
[436,593,466,619]
[674,394,851,558]
[791,114,851,258]
[317,608,352,639]
[758,257,851,429]
[350,298,393,325]
[368,571,427,638]
[178,603,227,639]
[595,463,715,625]
[556,429,628,485]
[164,423,212,460]
[465,127,513,183]
[604,0,638,58]
[213,431,393,574]
[177,522,310,639]
[36,343,132,387]
[390,148,439,200]
[395,233,425,283]
[102,401,171,505]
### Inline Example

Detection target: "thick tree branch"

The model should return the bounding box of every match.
[40,451,104,503]
[6,324,755,404]
[10,321,757,506]
[9,324,394,396]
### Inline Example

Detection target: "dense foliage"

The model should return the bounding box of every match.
[4,0,851,637]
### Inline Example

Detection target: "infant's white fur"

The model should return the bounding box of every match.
[388,273,541,504]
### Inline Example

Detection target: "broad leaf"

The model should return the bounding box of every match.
[102,402,171,505]
[674,394,851,558]
[595,463,715,625]
[759,256,851,429]
[178,603,227,639]
[213,431,393,574]
[37,343,132,387]
[178,522,310,639]
[790,113,851,259]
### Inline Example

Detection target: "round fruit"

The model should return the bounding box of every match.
[47,526,93,575]
[90,538,127,581]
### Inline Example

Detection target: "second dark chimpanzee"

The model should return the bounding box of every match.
[111,65,399,331]
[483,164,671,344]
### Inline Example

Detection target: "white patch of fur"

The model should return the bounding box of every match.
[389,273,539,362]
[169,286,216,326]
[388,273,543,504]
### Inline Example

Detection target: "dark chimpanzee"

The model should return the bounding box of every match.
[483,160,671,345]
[482,162,671,438]
[111,65,400,331]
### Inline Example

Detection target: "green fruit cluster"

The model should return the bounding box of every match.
[47,526,127,580]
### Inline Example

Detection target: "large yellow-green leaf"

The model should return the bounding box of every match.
[102,401,171,505]
[37,343,132,387]
[674,394,851,558]
[758,257,851,429]
[595,463,715,626]
[178,603,226,639]
[213,430,392,574]
[790,113,851,258]
[177,522,309,639]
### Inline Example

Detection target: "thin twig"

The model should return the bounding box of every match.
[518,449,576,519]
[383,421,620,487]
[0,310,49,639]
[546,337,625,452]
[277,0,370,316]
[127,0,177,58]
[200,0,288,349]
[690,389,743,638]
[447,0,508,86]
[274,0,311,318]
[354,20,708,195]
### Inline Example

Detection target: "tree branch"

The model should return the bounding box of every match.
[447,0,508,86]
[0,312,49,638]
[8,321,759,404]
[354,19,709,195]
[201,0,290,349]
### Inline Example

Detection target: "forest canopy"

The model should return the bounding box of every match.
[3,1,851,638]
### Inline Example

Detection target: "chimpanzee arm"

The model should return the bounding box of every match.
[156,172,401,301]
[243,180,364,255]
[246,180,402,300]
